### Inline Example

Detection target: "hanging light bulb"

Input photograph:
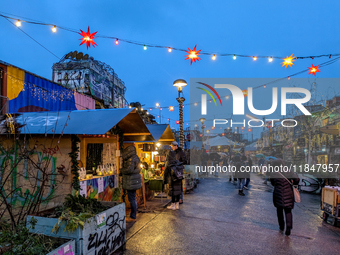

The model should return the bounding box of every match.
[15,20,21,27]
[268,57,273,62]
[212,54,216,60]
[115,39,119,45]
[52,25,57,33]
[144,45,147,50]
[226,95,229,99]
[233,55,236,60]
[168,47,172,52]
[253,56,257,61]
[263,84,266,88]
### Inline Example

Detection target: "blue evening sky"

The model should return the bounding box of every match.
[1,0,340,136]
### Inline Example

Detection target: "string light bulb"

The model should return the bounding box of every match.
[253,56,257,61]
[263,84,266,88]
[226,95,229,99]
[233,55,236,60]
[268,57,273,62]
[16,20,21,27]
[144,45,147,50]
[212,54,216,60]
[52,25,57,33]
[115,39,119,45]
[168,47,172,52]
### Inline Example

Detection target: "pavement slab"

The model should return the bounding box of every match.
[117,174,340,255]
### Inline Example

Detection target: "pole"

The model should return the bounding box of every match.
[201,124,205,150]
[177,95,185,149]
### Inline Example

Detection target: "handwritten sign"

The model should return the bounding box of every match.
[98,177,104,194]
[80,181,87,198]
[96,212,106,228]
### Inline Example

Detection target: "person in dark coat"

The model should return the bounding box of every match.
[234,156,246,196]
[171,141,187,203]
[163,150,183,210]
[244,157,252,189]
[269,160,299,236]
[121,146,142,222]
[209,152,221,177]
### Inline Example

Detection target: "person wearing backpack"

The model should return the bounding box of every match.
[269,160,299,236]
[163,150,183,210]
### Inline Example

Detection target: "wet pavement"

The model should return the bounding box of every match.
[119,173,340,254]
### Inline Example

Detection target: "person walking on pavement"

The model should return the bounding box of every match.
[269,160,300,236]
[234,156,246,196]
[209,151,221,177]
[163,150,183,210]
[171,141,187,204]
[121,146,143,222]
[244,156,253,189]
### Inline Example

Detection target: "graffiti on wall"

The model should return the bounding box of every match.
[86,211,125,255]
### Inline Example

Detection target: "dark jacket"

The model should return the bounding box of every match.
[270,172,299,209]
[174,147,187,165]
[209,153,221,164]
[201,150,209,163]
[163,150,182,196]
[121,146,142,191]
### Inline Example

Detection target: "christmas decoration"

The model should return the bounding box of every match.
[308,64,320,76]
[169,106,174,111]
[242,89,248,97]
[281,54,296,69]
[185,45,201,64]
[79,26,97,49]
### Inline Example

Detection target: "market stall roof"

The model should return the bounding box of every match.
[18,109,154,141]
[146,124,175,142]
[245,141,258,151]
[320,124,339,135]
[208,136,239,146]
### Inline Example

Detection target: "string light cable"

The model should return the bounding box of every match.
[1,12,339,61]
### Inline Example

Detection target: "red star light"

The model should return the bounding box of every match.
[79,26,97,49]
[308,64,320,76]
[185,45,201,64]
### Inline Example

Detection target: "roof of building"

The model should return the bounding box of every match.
[18,109,154,141]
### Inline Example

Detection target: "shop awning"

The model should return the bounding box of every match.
[320,124,339,135]
[18,109,154,141]
[146,124,175,142]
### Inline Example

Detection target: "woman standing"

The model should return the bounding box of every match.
[270,160,300,236]
[163,150,183,210]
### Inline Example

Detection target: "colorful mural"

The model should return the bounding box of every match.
[5,66,95,113]
[79,174,119,202]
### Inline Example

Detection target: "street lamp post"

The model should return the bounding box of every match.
[199,118,206,149]
[173,79,187,149]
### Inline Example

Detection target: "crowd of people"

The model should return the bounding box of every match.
[121,144,300,236]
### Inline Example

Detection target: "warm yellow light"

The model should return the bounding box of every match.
[140,164,144,168]
[16,20,21,27]
[268,57,273,62]
[212,54,216,60]
[226,95,229,99]
[168,47,172,52]
[233,55,236,60]
[253,56,257,61]
[129,105,132,108]
[151,164,155,168]
[156,142,161,147]
[141,108,143,111]
[146,111,149,115]
[156,103,160,107]
[52,25,57,33]
[135,108,138,110]
[194,102,197,106]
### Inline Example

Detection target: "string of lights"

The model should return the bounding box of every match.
[146,56,340,111]
[1,12,340,61]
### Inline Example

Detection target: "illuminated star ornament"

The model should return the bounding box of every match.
[308,64,320,76]
[281,54,296,69]
[185,45,201,64]
[242,89,248,97]
[79,26,98,49]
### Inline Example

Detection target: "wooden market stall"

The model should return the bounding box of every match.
[17,108,153,209]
